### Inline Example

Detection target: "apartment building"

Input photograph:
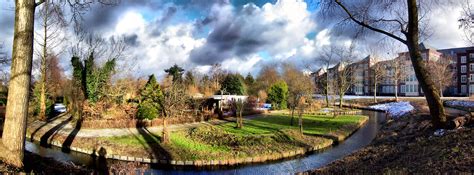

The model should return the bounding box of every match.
[348,56,373,95]
[396,44,442,96]
[311,43,473,97]
[455,49,474,96]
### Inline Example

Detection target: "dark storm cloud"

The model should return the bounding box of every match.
[79,0,162,32]
[189,3,270,65]
[160,6,178,24]
[123,34,139,47]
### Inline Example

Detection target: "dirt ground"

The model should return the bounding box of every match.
[305,111,474,174]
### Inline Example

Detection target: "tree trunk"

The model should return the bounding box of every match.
[374,81,377,103]
[325,73,330,107]
[1,0,36,168]
[39,0,49,121]
[298,113,303,134]
[339,92,343,108]
[395,80,399,101]
[290,107,295,126]
[406,0,446,128]
[161,118,169,143]
[239,110,243,128]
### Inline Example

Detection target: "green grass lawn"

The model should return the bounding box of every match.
[100,113,367,160]
[218,113,367,136]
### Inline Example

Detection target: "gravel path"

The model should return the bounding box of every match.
[27,113,262,138]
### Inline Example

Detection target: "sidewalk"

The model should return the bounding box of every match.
[27,113,262,138]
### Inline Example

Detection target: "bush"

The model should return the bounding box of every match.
[136,102,160,120]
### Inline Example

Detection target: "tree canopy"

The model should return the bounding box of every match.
[137,74,163,120]
[267,80,288,110]
[165,64,185,83]
[221,74,246,95]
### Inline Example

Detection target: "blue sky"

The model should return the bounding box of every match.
[0,0,469,80]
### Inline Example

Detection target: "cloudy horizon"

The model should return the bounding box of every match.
[0,0,470,80]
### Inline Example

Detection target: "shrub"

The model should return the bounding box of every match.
[136,102,160,120]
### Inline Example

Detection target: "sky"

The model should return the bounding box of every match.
[0,0,470,80]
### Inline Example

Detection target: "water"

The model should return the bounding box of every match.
[26,110,386,174]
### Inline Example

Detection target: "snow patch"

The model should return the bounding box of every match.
[444,100,474,108]
[369,101,414,118]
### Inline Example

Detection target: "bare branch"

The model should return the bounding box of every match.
[334,0,407,44]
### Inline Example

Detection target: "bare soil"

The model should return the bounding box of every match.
[305,112,474,174]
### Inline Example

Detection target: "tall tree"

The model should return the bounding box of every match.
[325,0,447,128]
[318,45,338,107]
[221,74,246,95]
[35,0,66,120]
[2,0,119,167]
[369,55,387,103]
[160,81,188,143]
[256,64,281,92]
[283,63,313,129]
[428,55,455,97]
[137,75,163,120]
[244,73,257,96]
[165,64,184,83]
[459,0,474,45]
[1,0,37,167]
[267,80,288,110]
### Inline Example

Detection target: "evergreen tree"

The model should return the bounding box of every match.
[244,73,257,96]
[137,74,163,120]
[244,73,255,85]
[267,80,288,110]
[221,74,246,95]
[70,53,116,103]
[165,64,185,83]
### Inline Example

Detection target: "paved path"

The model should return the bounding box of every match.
[27,113,263,138]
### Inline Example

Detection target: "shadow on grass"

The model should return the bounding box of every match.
[134,121,172,169]
[61,117,82,153]
[30,111,67,142]
[39,115,72,147]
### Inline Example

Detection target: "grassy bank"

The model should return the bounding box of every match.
[98,113,367,161]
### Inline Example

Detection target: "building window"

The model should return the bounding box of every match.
[470,84,474,94]
[470,53,474,59]
[461,75,467,83]
[462,85,467,94]
[471,64,474,71]
[470,74,474,82]
[461,65,467,73]
[461,56,467,63]
[401,85,405,93]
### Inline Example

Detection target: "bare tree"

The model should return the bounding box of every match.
[34,0,67,120]
[334,42,357,109]
[0,43,10,87]
[0,42,10,66]
[283,63,313,131]
[388,56,406,101]
[160,77,189,143]
[324,0,448,128]
[1,0,119,167]
[256,64,281,92]
[317,45,338,107]
[459,0,474,45]
[366,47,387,103]
[232,99,245,128]
[428,55,455,97]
